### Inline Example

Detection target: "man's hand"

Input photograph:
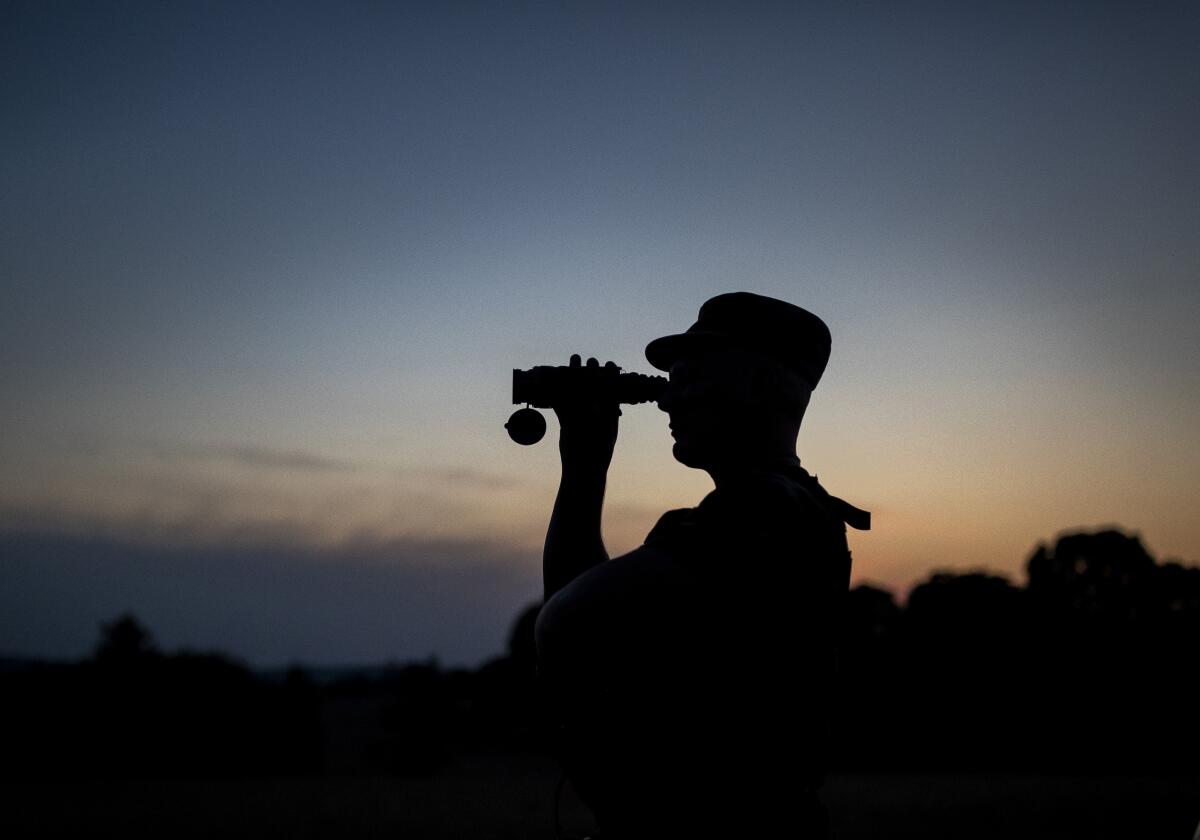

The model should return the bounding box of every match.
[552,354,622,475]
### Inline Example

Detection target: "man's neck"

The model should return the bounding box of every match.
[707,452,802,489]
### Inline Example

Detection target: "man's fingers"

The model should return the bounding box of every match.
[556,355,621,416]
[568,354,618,370]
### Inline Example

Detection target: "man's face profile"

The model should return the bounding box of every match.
[660,353,722,469]
[658,347,806,471]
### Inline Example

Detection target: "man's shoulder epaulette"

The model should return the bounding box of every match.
[789,466,871,531]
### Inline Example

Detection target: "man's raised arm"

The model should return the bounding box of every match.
[542,355,622,601]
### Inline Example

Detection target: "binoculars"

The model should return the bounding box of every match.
[505,362,668,445]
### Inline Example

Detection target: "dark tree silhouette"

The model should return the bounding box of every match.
[829,528,1198,772]
[508,601,541,678]
[94,613,158,665]
[1028,529,1157,627]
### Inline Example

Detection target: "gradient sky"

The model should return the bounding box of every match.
[3,0,1198,666]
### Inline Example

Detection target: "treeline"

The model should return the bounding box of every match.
[1,528,1195,778]
[836,529,1198,771]
[0,612,543,780]
[2,617,324,778]
[0,611,547,780]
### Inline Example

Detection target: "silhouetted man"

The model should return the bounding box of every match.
[535,292,869,839]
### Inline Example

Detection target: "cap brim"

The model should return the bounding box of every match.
[644,331,730,372]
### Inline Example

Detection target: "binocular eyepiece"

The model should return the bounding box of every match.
[506,363,668,445]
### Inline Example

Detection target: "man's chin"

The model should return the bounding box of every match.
[671,440,709,470]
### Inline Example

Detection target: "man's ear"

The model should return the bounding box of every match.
[750,362,812,417]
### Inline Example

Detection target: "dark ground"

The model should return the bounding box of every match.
[2,751,1195,839]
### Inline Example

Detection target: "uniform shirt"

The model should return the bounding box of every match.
[535,464,866,838]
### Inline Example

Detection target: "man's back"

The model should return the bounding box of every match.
[536,464,852,837]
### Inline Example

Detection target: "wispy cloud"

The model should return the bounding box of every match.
[0,457,549,555]
[412,466,519,490]
[149,442,359,472]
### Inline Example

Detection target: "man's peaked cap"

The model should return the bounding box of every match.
[645,292,832,389]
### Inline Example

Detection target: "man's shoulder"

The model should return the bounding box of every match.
[536,544,695,657]
[711,467,871,532]
[640,468,855,585]
[542,545,684,620]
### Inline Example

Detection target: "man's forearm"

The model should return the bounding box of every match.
[543,467,608,601]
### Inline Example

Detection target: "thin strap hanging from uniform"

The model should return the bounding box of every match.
[792,465,871,531]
